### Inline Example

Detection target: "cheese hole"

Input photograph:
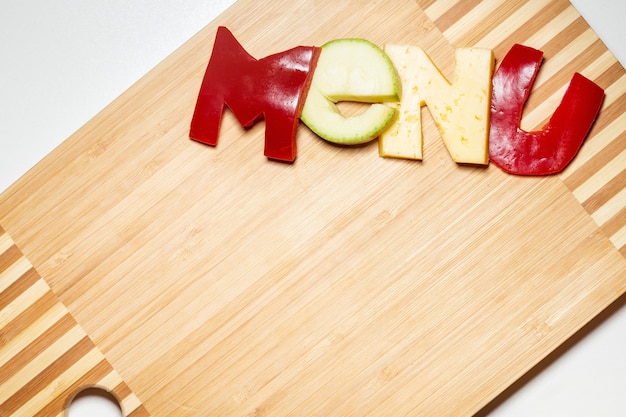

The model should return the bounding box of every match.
[66,387,122,417]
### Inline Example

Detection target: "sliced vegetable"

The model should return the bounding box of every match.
[189,26,320,162]
[489,44,604,175]
[300,38,400,145]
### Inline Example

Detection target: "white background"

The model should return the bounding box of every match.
[0,1,624,416]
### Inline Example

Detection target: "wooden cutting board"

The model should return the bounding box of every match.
[1,0,624,416]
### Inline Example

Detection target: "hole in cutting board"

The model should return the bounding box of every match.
[66,387,123,417]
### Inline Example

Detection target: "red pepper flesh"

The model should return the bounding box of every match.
[189,26,320,162]
[489,44,604,175]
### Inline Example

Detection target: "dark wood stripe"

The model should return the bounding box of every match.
[434,0,484,34]
[564,126,626,192]
[522,40,608,129]
[0,244,22,274]
[0,290,58,346]
[491,0,571,59]
[127,404,152,417]
[540,16,588,59]
[545,38,607,89]
[113,380,153,417]
[0,336,94,415]
[35,359,114,417]
[0,313,76,386]
[112,381,132,403]
[599,205,626,238]
[0,267,39,311]
[581,164,626,214]
[589,93,626,141]
[594,60,626,91]
[449,1,525,47]
[416,0,437,11]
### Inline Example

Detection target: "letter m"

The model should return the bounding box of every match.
[189,26,320,162]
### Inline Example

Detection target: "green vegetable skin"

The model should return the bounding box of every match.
[189,26,320,162]
[189,29,604,175]
[300,38,400,145]
[489,44,604,175]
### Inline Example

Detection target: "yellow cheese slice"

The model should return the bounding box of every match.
[380,45,494,165]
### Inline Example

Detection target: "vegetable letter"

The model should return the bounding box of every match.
[489,44,604,175]
[189,26,320,162]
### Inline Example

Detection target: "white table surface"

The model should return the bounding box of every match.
[1,1,624,416]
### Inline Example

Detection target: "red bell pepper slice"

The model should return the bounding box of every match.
[489,44,604,175]
[189,26,320,162]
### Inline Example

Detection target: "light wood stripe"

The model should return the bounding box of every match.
[603,73,626,111]
[0,230,13,253]
[582,160,626,214]
[0,253,31,294]
[444,0,506,45]
[598,205,626,241]
[573,149,625,203]
[425,0,462,22]
[473,0,553,49]
[35,360,118,417]
[425,0,625,253]
[0,304,69,369]
[0,266,39,311]
[97,369,126,393]
[611,223,626,251]
[542,16,589,56]
[127,404,152,417]
[595,61,626,91]
[590,182,626,226]
[582,50,621,85]
[524,5,580,50]
[0,325,86,404]
[563,101,626,181]
[434,0,487,34]
[0,312,74,376]
[0,231,149,416]
[120,392,145,416]
[0,2,623,416]
[1,336,94,415]
[524,48,608,131]
[533,30,601,89]
[523,38,605,130]
[0,244,21,273]
[2,295,60,358]
[12,346,103,417]
[0,278,50,328]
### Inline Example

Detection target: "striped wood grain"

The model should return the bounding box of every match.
[0,1,624,416]
[418,0,626,255]
[0,226,150,417]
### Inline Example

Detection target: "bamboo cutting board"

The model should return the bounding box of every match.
[1,0,625,416]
